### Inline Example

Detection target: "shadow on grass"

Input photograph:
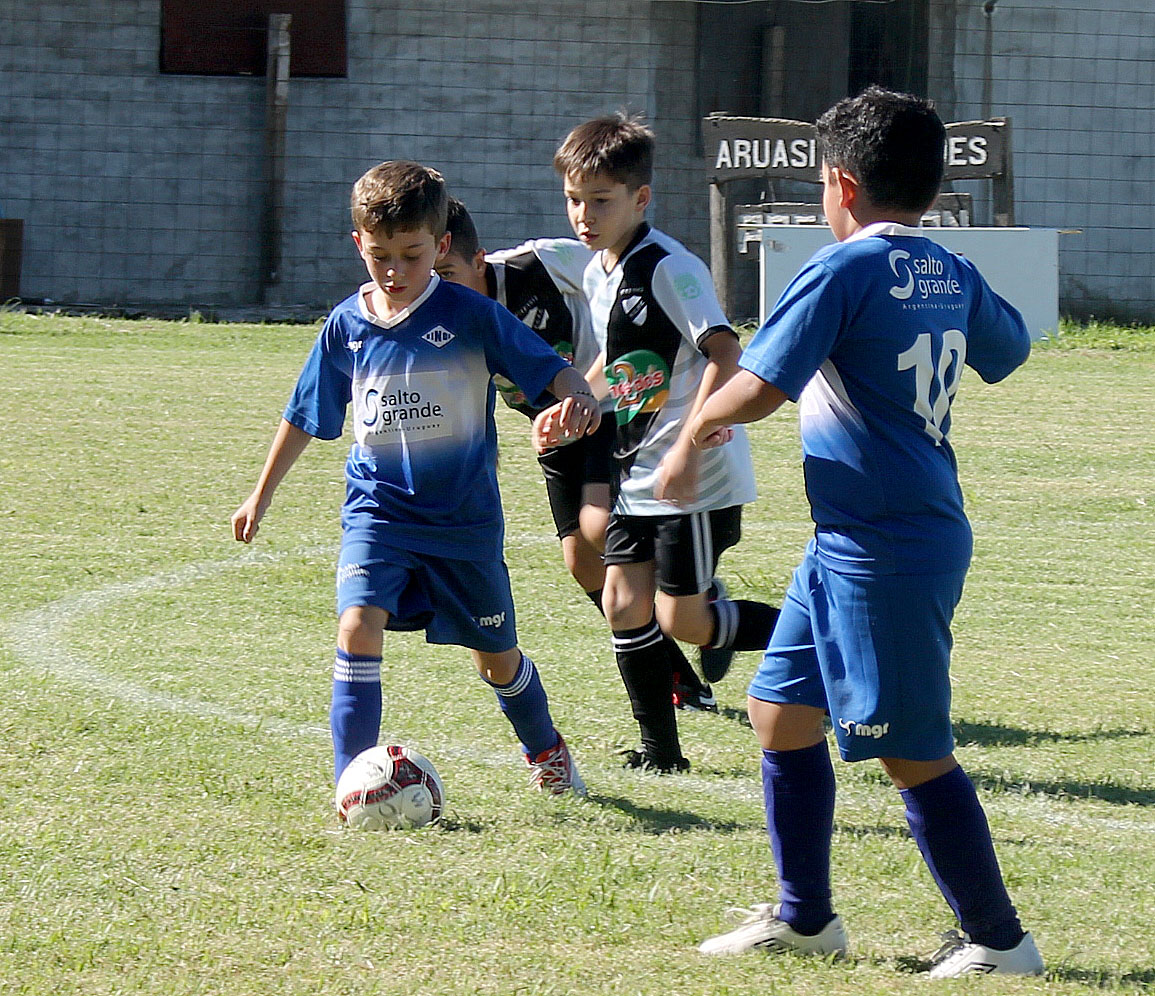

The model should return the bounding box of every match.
[716,704,753,728]
[586,793,758,834]
[955,719,1150,748]
[1045,965,1155,989]
[971,773,1155,807]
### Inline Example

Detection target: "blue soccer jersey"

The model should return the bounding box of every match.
[284,275,568,561]
[741,222,1031,575]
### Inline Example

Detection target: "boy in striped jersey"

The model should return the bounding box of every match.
[436,197,718,714]
[537,114,779,772]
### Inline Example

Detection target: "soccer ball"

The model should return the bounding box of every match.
[335,745,445,830]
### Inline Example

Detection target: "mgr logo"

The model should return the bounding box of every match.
[837,718,890,739]
[888,250,962,302]
[605,349,669,424]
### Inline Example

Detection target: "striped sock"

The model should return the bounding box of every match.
[330,649,381,782]
[613,616,682,765]
[486,653,556,757]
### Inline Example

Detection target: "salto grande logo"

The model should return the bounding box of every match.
[888,249,962,302]
[674,273,702,300]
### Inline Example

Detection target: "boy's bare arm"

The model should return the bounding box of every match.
[654,329,742,504]
[231,419,314,543]
[690,368,789,448]
[533,366,601,453]
[583,350,609,400]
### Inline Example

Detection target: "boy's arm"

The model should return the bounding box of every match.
[532,365,600,453]
[690,369,790,448]
[653,328,742,505]
[231,419,314,543]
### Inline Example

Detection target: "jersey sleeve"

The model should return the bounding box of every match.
[482,300,569,409]
[283,319,352,440]
[650,252,732,351]
[740,259,848,401]
[527,238,595,297]
[957,257,1032,383]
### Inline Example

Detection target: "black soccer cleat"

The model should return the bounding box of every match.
[619,748,691,774]
[673,674,718,712]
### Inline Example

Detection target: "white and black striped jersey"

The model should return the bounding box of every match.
[586,224,757,516]
[485,238,596,418]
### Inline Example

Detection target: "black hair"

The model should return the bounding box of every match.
[816,87,945,213]
[443,196,481,259]
[553,112,654,189]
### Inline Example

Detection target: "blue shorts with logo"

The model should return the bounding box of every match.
[337,532,518,654]
[748,544,966,762]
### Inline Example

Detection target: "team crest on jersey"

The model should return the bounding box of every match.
[606,349,669,423]
[619,294,648,326]
[423,325,455,348]
[674,273,703,300]
[521,305,549,331]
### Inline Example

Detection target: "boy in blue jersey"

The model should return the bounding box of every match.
[231,161,599,797]
[436,197,718,713]
[537,114,780,774]
[691,89,1043,976]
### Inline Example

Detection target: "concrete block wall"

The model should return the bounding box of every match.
[0,0,703,311]
[930,0,1155,323]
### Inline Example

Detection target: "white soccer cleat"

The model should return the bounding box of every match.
[525,732,587,797]
[927,929,1044,978]
[698,903,848,957]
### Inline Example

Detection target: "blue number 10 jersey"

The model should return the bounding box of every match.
[740,222,1031,576]
[284,276,567,561]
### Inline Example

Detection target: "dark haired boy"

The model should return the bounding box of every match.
[691,88,1042,977]
[232,161,598,797]
[539,114,779,773]
[436,197,719,714]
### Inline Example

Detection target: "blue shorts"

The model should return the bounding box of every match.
[747,546,965,762]
[336,535,518,654]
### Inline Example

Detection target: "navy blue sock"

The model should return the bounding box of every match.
[762,742,836,935]
[901,765,1024,950]
[329,649,382,782]
[487,653,557,757]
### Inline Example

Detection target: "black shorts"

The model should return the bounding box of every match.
[537,416,616,538]
[603,505,743,597]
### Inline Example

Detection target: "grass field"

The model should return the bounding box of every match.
[0,311,1152,995]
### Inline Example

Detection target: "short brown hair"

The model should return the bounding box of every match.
[553,113,654,189]
[350,160,448,236]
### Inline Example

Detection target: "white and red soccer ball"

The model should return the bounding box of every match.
[336,745,445,830]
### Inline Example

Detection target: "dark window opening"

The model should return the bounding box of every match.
[161,0,346,77]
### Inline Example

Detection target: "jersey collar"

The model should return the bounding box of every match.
[845,221,925,242]
[357,273,441,329]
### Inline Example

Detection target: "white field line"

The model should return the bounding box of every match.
[2,551,1152,836]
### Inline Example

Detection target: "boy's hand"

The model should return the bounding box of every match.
[231,493,268,543]
[531,395,600,454]
[654,440,701,506]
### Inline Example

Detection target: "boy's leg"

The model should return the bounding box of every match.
[332,604,388,781]
[701,559,847,957]
[652,508,779,682]
[603,556,687,771]
[474,646,585,796]
[885,757,1026,951]
[474,646,557,758]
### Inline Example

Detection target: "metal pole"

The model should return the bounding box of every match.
[262,13,291,302]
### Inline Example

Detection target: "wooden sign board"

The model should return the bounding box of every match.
[703,115,1010,184]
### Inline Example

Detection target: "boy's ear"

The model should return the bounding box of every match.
[832,168,860,210]
[351,230,364,253]
[634,184,652,213]
[435,231,452,260]
[471,248,487,275]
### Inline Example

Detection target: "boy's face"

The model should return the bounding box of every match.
[434,248,489,297]
[352,224,451,311]
[563,171,650,260]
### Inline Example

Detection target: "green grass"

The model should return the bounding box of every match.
[1,311,1153,995]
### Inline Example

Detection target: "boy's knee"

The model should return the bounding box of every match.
[337,605,388,656]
